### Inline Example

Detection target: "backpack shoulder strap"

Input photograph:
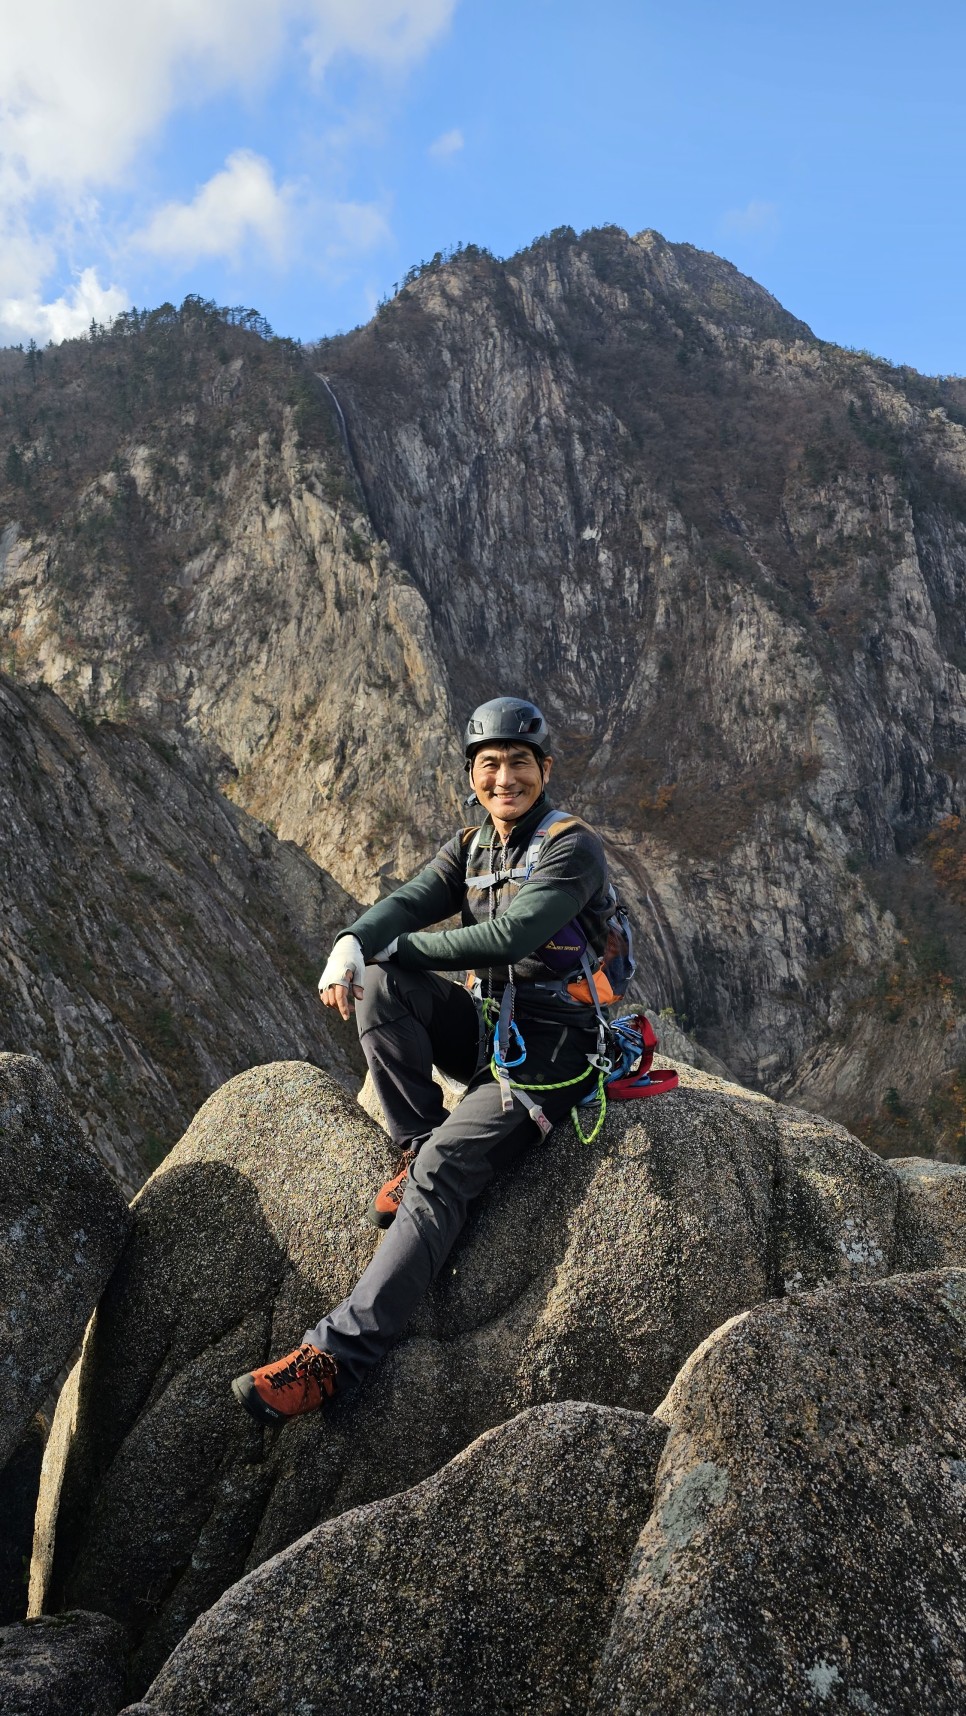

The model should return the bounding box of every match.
[463,822,530,890]
[523,809,587,876]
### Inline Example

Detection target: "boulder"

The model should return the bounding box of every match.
[0,1610,127,1716]
[589,1269,966,1714]
[0,1416,47,1624]
[38,1061,385,1690]
[0,1054,131,1470]
[37,1059,946,1690]
[127,1401,667,1715]
[130,1271,966,1716]
[892,1156,966,1268]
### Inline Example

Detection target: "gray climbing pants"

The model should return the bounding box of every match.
[303,963,598,1389]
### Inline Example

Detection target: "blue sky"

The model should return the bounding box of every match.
[2,1,963,373]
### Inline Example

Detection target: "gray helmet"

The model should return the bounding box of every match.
[464,696,551,762]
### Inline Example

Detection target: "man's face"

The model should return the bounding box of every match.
[470,742,551,827]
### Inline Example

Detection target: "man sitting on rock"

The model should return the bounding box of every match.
[232,696,614,1423]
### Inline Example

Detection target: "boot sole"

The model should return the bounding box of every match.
[231,1372,287,1426]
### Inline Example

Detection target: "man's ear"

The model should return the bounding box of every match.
[542,756,553,784]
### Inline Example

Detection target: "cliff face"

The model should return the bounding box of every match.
[3,244,966,1155]
[0,673,359,1191]
[0,305,461,899]
[319,229,966,1150]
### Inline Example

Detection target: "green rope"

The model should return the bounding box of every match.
[570,1072,607,1144]
[488,1056,607,1144]
[488,1056,590,1094]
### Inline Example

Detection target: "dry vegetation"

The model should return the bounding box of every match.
[0,297,353,549]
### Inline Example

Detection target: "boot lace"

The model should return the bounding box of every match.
[386,1145,418,1206]
[269,1346,338,1393]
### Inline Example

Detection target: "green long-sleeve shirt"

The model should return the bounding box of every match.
[341,794,611,987]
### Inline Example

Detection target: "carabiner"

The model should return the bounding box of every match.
[493,1019,527,1069]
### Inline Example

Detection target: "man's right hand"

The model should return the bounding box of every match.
[318,935,365,1020]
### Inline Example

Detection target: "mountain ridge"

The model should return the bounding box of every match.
[3,225,966,1158]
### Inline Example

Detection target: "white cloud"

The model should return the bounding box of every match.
[0,209,127,345]
[0,266,129,346]
[0,0,455,340]
[322,200,392,258]
[0,2,275,201]
[132,157,390,273]
[0,2,457,203]
[719,200,780,240]
[303,0,456,77]
[134,152,294,269]
[0,216,54,304]
[428,127,464,160]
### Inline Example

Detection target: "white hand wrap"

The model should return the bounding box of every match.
[318,935,365,995]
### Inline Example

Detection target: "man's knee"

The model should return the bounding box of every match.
[408,1106,515,1207]
[405,1136,477,1231]
[356,962,441,1038]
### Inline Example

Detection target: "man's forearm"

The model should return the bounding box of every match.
[394,883,583,972]
[341,866,458,960]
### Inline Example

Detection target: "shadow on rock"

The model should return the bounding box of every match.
[0,1053,130,1472]
[0,1609,127,1716]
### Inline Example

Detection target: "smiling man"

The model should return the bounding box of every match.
[232,695,615,1424]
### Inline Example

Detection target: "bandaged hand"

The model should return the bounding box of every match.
[318,935,365,1019]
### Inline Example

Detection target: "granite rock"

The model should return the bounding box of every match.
[589,1268,966,1714]
[0,1053,130,1469]
[36,1056,953,1689]
[0,1610,127,1716]
[0,1416,46,1624]
[129,1401,667,1716]
[0,672,360,1192]
[892,1155,966,1268]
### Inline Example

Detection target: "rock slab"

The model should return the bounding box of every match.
[0,1054,130,1469]
[0,1610,127,1716]
[40,1055,964,1691]
[129,1401,667,1716]
[131,1271,966,1716]
[590,1269,966,1714]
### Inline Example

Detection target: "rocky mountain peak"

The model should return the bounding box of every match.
[3,236,966,1156]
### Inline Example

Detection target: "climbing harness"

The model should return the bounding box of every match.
[466,808,636,1011]
[471,806,679,1143]
[491,1010,679,1145]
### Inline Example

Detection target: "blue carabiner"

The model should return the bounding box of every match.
[493,1019,527,1069]
[607,1016,645,1080]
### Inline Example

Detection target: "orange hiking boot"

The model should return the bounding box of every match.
[231,1344,338,1426]
[368,1144,419,1229]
